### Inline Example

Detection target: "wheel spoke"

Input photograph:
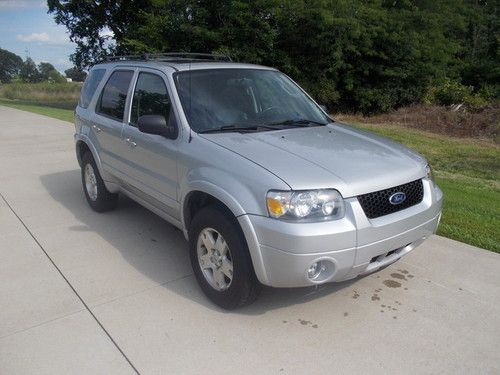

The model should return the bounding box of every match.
[220,258,233,280]
[201,230,216,250]
[213,268,226,289]
[214,235,228,255]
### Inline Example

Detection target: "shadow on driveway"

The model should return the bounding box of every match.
[40,169,355,314]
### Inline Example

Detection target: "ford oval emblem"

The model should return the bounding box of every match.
[389,192,406,205]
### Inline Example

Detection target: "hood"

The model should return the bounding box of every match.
[199,122,427,197]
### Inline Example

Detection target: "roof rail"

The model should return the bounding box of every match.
[104,52,232,63]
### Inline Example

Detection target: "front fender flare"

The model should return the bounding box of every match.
[180,179,269,285]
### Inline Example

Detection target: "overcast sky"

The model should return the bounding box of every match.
[0,0,76,72]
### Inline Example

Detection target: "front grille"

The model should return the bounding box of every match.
[357,179,424,219]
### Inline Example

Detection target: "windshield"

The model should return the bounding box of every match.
[174,69,329,133]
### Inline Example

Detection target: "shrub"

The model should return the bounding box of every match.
[0,82,80,108]
[425,79,489,110]
[334,103,500,141]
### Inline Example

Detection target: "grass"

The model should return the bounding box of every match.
[0,98,74,122]
[0,99,498,252]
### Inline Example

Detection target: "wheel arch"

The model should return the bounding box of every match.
[181,184,269,285]
[75,135,102,171]
[182,184,246,232]
[75,135,120,193]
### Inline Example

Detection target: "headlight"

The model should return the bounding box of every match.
[425,164,435,186]
[266,189,345,220]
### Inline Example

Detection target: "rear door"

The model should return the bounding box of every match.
[120,68,181,220]
[92,69,134,176]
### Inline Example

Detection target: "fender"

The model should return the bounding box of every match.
[180,171,272,285]
[179,166,271,223]
[74,133,120,193]
[182,180,247,221]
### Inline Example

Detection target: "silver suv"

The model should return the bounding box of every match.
[74,53,443,309]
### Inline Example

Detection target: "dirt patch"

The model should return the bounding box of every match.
[334,103,500,141]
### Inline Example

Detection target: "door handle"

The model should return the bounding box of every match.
[125,138,137,148]
[92,124,102,133]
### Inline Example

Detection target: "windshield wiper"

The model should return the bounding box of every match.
[267,119,328,127]
[198,124,276,134]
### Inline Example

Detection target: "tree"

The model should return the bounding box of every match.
[0,47,23,83]
[48,69,66,83]
[19,57,42,83]
[64,66,87,82]
[38,62,65,82]
[38,62,56,79]
[47,0,500,114]
[47,0,149,68]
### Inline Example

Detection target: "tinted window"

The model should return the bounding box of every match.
[130,73,171,126]
[97,70,133,121]
[79,68,105,108]
[174,69,328,132]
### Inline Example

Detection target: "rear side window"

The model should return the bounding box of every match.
[78,69,105,108]
[130,72,171,126]
[97,70,134,121]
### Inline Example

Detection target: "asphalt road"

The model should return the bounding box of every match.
[1,105,499,374]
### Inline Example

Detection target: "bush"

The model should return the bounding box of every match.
[425,79,489,110]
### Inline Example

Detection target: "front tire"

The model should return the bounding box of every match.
[189,205,261,309]
[81,151,118,212]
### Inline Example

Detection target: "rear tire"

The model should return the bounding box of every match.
[81,151,118,212]
[189,205,261,309]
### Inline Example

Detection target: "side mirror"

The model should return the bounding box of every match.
[137,114,176,139]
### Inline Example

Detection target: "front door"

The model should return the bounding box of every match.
[121,70,180,220]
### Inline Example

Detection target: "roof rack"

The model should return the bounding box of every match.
[104,52,232,63]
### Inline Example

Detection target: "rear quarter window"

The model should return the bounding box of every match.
[78,68,106,109]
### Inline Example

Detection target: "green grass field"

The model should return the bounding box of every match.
[0,98,74,122]
[0,100,498,252]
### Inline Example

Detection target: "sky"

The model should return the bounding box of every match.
[0,0,76,73]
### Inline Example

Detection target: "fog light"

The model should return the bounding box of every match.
[306,259,334,282]
[307,262,321,279]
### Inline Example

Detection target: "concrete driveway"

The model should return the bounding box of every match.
[0,105,499,375]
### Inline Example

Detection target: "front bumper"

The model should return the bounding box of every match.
[238,179,443,287]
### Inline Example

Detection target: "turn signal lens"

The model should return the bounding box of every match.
[267,198,285,217]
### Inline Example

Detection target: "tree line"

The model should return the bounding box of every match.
[0,47,87,84]
[37,1,500,112]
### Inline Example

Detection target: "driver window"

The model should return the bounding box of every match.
[130,72,171,127]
